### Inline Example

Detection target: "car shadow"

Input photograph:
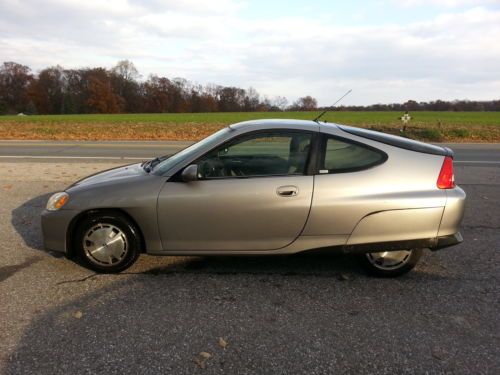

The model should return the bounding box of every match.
[133,252,364,279]
[4,254,465,375]
[11,192,58,254]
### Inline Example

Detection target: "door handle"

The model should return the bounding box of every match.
[276,185,298,197]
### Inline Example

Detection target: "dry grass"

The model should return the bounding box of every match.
[0,122,226,141]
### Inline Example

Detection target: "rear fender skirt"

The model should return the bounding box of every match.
[347,207,445,245]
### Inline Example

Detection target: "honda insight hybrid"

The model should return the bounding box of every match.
[42,120,465,277]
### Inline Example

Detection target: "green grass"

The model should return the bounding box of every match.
[0,111,499,142]
[1,111,500,126]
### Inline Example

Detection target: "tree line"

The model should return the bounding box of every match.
[0,60,498,115]
[335,99,500,112]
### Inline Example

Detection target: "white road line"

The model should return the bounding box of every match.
[0,155,150,160]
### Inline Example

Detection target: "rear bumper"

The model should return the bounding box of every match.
[438,186,466,237]
[343,232,463,254]
[429,232,463,251]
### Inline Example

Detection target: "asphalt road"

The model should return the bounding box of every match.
[0,156,499,373]
[1,140,500,166]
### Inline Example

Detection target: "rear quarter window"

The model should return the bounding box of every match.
[322,136,387,173]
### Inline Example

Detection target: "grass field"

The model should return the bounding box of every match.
[0,111,499,142]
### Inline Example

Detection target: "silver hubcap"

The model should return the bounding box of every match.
[366,250,412,270]
[83,223,128,266]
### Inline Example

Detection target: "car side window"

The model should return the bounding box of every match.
[197,131,312,179]
[321,136,386,173]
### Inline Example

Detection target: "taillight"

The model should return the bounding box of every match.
[437,156,455,189]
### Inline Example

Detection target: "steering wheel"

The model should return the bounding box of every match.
[199,158,228,178]
[224,158,246,177]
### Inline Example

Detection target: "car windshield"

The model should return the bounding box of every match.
[152,127,230,175]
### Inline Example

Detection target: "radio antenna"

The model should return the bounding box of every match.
[313,89,352,122]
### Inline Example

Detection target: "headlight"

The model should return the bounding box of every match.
[46,192,69,211]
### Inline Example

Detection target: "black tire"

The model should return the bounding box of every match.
[357,248,423,277]
[74,212,142,273]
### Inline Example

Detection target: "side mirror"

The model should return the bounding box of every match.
[181,164,199,182]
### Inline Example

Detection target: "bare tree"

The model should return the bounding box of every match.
[111,60,141,112]
[291,95,318,111]
[244,87,260,111]
[272,96,288,111]
[112,60,140,82]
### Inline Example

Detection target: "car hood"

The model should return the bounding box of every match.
[68,163,147,189]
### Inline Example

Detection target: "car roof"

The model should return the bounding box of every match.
[229,118,326,131]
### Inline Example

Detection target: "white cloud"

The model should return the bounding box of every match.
[0,0,499,105]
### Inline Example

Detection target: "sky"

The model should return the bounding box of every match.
[0,0,499,105]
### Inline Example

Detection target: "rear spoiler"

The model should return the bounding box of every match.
[338,125,453,157]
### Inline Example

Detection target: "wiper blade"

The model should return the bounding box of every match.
[150,156,163,168]
[142,159,154,173]
[143,156,166,173]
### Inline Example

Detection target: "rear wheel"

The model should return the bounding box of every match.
[74,212,141,273]
[358,248,423,277]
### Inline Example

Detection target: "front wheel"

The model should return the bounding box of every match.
[74,212,142,273]
[357,249,423,277]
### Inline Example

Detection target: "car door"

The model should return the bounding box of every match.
[157,130,315,251]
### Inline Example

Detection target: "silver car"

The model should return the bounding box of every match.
[42,119,466,277]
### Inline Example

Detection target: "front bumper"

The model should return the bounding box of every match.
[41,209,80,254]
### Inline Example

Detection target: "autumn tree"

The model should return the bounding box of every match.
[404,100,420,111]
[189,84,218,112]
[28,66,64,114]
[142,75,174,113]
[170,78,190,112]
[197,84,220,112]
[218,86,246,112]
[84,68,123,113]
[63,69,86,114]
[198,92,218,112]
[0,62,33,114]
